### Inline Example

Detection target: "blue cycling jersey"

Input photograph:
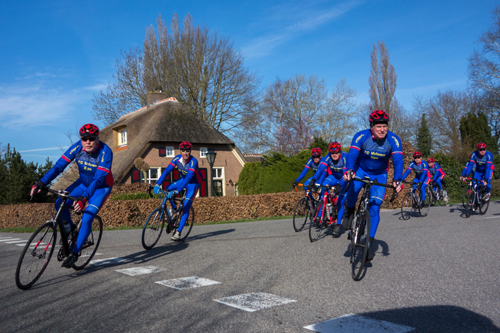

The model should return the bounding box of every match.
[157,154,202,190]
[41,141,114,199]
[346,129,404,180]
[462,150,494,179]
[295,157,322,183]
[402,160,430,183]
[429,163,445,182]
[313,152,348,184]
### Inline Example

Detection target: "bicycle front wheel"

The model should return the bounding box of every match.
[142,207,165,250]
[15,222,57,290]
[351,210,370,281]
[309,201,327,242]
[174,206,194,242]
[465,192,474,218]
[462,186,471,208]
[479,192,489,215]
[401,192,413,220]
[73,216,103,271]
[293,197,310,232]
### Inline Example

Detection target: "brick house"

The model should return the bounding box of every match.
[53,92,247,197]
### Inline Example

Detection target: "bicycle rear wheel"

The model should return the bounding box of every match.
[351,210,370,281]
[419,191,431,217]
[309,201,327,242]
[293,197,310,232]
[73,216,103,271]
[15,222,57,290]
[401,192,413,220]
[437,189,447,206]
[174,206,194,242]
[142,207,165,250]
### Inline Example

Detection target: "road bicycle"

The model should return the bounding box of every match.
[15,188,103,290]
[400,181,430,220]
[292,183,319,232]
[463,178,489,218]
[141,185,194,250]
[346,176,396,281]
[426,181,448,206]
[309,184,341,242]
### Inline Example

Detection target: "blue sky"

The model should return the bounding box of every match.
[1,0,498,165]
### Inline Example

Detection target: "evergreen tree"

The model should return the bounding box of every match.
[308,137,330,156]
[416,114,432,157]
[459,111,499,154]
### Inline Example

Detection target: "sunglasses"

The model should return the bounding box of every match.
[81,137,97,142]
[479,148,486,151]
[181,150,191,153]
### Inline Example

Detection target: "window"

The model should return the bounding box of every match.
[147,168,160,184]
[200,147,207,158]
[213,167,223,179]
[165,146,174,157]
[118,129,127,146]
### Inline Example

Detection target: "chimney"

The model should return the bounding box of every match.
[146,87,166,107]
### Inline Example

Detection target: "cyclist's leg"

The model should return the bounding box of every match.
[177,183,199,232]
[73,187,112,254]
[55,180,82,228]
[167,181,181,210]
[435,178,443,192]
[303,178,315,203]
[368,173,388,239]
[420,178,429,202]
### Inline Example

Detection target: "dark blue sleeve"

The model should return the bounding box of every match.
[419,161,429,183]
[157,155,180,186]
[346,131,366,170]
[389,133,404,181]
[295,158,313,182]
[402,163,413,181]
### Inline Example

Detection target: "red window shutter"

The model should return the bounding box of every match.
[159,148,166,157]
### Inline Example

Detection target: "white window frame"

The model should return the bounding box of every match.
[200,147,208,158]
[147,167,161,184]
[213,167,224,179]
[165,146,174,157]
[118,129,127,147]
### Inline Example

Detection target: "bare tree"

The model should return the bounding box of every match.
[93,14,259,133]
[368,41,401,131]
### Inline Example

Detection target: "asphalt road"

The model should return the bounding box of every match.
[1,201,500,333]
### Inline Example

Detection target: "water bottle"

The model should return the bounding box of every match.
[63,220,71,235]
[327,203,333,216]
[167,208,174,220]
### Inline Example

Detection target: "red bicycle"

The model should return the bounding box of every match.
[309,184,342,242]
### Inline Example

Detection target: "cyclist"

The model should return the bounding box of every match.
[30,124,113,268]
[460,143,495,201]
[427,157,445,197]
[342,110,403,261]
[293,148,323,207]
[308,142,347,237]
[402,151,431,207]
[154,141,202,241]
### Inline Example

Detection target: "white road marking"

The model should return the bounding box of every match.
[81,253,103,258]
[304,314,414,333]
[479,216,500,219]
[0,238,21,242]
[214,292,296,312]
[18,242,47,247]
[156,276,221,290]
[89,257,129,266]
[5,240,28,244]
[116,266,166,276]
[0,237,15,240]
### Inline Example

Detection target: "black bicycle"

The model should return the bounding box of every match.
[15,188,103,290]
[309,184,341,242]
[141,185,194,250]
[292,183,319,232]
[400,182,430,220]
[464,178,489,217]
[346,176,396,281]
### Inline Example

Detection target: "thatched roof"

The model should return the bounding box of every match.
[52,100,242,189]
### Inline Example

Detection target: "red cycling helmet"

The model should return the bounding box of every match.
[427,158,435,163]
[311,148,322,157]
[79,123,99,137]
[369,110,390,126]
[329,142,342,154]
[179,141,192,150]
[413,151,422,158]
[477,143,487,150]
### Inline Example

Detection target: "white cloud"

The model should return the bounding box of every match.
[0,85,78,128]
[242,0,364,59]
[17,146,69,153]
[83,83,109,91]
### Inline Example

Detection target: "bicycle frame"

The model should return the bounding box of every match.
[148,186,186,228]
[294,183,320,211]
